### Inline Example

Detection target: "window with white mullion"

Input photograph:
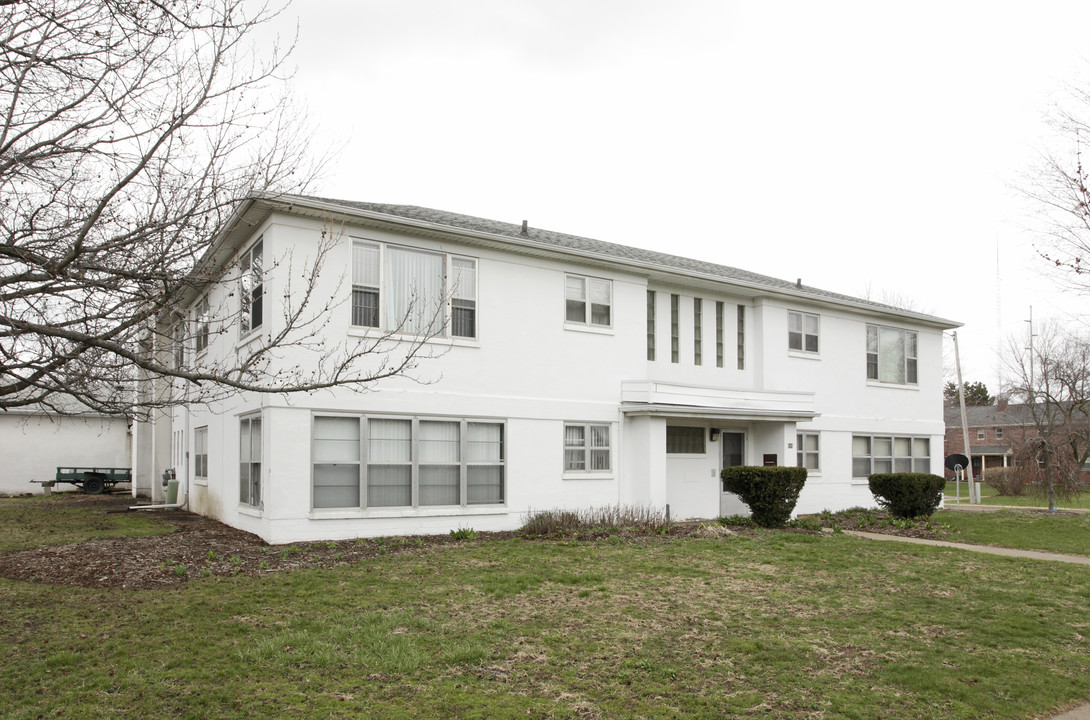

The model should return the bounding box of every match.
[565,274,612,328]
[313,416,361,508]
[352,240,478,339]
[564,423,611,472]
[366,417,412,507]
[467,422,504,504]
[418,420,460,506]
[352,241,380,328]
[852,434,930,478]
[866,325,918,385]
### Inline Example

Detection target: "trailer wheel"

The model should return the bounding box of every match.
[83,475,106,494]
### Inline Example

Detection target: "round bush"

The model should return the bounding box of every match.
[720,466,808,528]
[867,473,945,518]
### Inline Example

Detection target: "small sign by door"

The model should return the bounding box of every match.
[762,454,777,466]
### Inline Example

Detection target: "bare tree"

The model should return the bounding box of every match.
[1,1,441,418]
[1029,73,1090,288]
[1004,321,1090,505]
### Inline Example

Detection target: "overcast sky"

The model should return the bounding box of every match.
[266,1,1090,393]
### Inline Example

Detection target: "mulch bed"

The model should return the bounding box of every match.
[0,494,941,591]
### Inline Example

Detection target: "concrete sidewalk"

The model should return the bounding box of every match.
[835,526,1090,719]
[942,501,1090,514]
[838,529,1090,565]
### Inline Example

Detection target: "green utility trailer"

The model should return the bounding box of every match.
[51,467,132,494]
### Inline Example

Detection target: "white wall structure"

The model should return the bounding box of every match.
[133,196,959,543]
[1,410,131,495]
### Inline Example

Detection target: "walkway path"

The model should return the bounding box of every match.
[942,501,1090,514]
[836,523,1090,719]
[838,530,1090,565]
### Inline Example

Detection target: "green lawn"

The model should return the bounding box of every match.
[934,509,1090,556]
[0,496,170,551]
[2,508,1090,718]
[944,481,1090,509]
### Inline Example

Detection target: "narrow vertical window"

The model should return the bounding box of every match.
[367,418,412,507]
[693,298,703,365]
[240,239,263,335]
[239,416,261,507]
[737,304,745,370]
[419,420,460,506]
[194,426,208,480]
[352,241,380,327]
[670,294,679,364]
[646,290,656,361]
[450,257,477,338]
[194,297,210,354]
[173,322,185,369]
[715,301,724,368]
[467,423,504,504]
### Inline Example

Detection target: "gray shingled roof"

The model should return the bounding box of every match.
[291,195,958,327]
[944,403,1037,427]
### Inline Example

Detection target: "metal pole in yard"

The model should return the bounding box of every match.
[953,332,978,503]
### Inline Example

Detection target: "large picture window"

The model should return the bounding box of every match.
[564,423,611,472]
[565,274,612,328]
[239,416,261,507]
[852,435,930,477]
[240,239,262,335]
[866,325,918,384]
[352,240,477,339]
[311,415,504,509]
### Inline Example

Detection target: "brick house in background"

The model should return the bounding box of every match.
[943,400,1038,479]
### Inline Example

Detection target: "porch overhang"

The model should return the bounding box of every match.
[620,381,818,423]
[621,403,818,423]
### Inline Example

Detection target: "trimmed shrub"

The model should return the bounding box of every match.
[868,473,945,518]
[983,467,1025,496]
[720,466,808,528]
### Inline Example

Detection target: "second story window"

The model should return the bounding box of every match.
[693,298,703,365]
[866,325,918,384]
[646,290,656,361]
[194,297,210,354]
[565,275,611,328]
[352,240,477,339]
[239,239,263,335]
[788,311,818,353]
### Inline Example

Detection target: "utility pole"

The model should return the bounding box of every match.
[952,331,977,503]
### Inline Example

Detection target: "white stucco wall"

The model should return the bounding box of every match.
[1,412,130,495]
[143,207,955,542]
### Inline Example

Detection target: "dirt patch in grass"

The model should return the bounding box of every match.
[0,495,953,591]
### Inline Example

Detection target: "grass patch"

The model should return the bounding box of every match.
[3,504,1090,718]
[934,509,1090,556]
[0,496,170,551]
[945,482,1090,509]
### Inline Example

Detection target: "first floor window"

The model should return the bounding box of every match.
[564,423,611,471]
[194,426,208,479]
[866,325,918,384]
[240,416,261,506]
[797,432,819,470]
[852,435,930,477]
[352,240,477,339]
[566,274,612,327]
[313,416,362,508]
[311,415,504,509]
[667,426,706,454]
[789,311,819,353]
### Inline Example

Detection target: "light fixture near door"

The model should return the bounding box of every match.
[709,428,720,442]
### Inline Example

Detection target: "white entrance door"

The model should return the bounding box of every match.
[719,431,749,517]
